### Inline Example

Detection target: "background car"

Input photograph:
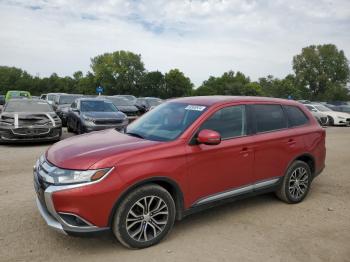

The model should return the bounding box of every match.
[303,105,328,126]
[45,93,65,105]
[5,90,31,102]
[99,96,140,121]
[305,104,350,126]
[115,95,137,105]
[0,95,5,106]
[325,104,350,114]
[136,97,163,113]
[52,94,83,126]
[0,99,62,143]
[66,98,128,134]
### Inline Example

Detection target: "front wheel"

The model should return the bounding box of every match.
[276,160,312,204]
[112,184,176,249]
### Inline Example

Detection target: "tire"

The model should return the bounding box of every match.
[112,184,176,249]
[328,116,334,126]
[276,160,312,204]
[67,119,73,132]
[76,122,83,134]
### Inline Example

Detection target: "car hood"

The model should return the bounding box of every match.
[46,129,160,169]
[326,111,349,118]
[81,111,126,119]
[0,112,59,127]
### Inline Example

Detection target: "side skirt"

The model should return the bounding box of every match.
[181,177,282,219]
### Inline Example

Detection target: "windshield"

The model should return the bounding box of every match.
[339,106,350,113]
[9,91,30,98]
[4,100,52,112]
[80,100,117,112]
[315,105,332,112]
[59,95,81,105]
[126,102,207,141]
[147,98,162,106]
[109,97,133,106]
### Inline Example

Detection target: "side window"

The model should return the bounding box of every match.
[199,105,246,139]
[252,104,287,133]
[71,102,77,109]
[284,105,309,127]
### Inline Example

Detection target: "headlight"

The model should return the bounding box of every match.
[82,115,95,125]
[51,168,112,184]
[36,156,112,184]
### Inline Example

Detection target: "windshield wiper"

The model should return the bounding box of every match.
[125,131,144,139]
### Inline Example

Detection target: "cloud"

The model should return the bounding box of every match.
[0,0,349,86]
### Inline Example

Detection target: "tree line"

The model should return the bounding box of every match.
[0,44,349,101]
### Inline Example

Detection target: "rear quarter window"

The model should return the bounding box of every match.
[252,104,287,133]
[284,105,309,127]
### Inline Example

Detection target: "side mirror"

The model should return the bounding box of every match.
[197,129,221,145]
[72,108,80,114]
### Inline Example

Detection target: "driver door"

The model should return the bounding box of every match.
[186,105,254,206]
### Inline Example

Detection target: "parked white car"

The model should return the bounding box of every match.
[305,104,350,126]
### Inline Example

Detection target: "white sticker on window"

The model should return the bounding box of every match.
[185,105,206,111]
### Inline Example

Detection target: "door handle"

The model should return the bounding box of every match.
[239,147,249,156]
[287,139,296,146]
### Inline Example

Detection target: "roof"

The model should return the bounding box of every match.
[170,96,301,107]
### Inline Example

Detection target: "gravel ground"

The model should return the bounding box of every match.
[0,127,349,262]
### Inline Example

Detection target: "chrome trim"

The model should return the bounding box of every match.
[195,177,280,206]
[14,113,18,128]
[58,212,96,228]
[11,127,50,136]
[253,178,280,189]
[36,197,67,235]
[45,113,56,127]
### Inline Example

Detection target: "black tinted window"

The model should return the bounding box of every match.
[253,104,287,133]
[284,105,309,127]
[200,105,246,139]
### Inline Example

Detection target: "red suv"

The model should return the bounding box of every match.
[34,96,326,248]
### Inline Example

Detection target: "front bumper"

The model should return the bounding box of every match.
[83,123,127,132]
[33,163,110,234]
[0,126,62,143]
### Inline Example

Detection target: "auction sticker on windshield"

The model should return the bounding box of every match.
[185,105,206,111]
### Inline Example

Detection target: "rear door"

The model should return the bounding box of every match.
[249,104,303,183]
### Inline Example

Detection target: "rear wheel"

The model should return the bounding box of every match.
[276,160,312,204]
[112,184,176,249]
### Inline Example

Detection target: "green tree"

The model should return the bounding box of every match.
[139,71,166,97]
[90,50,145,95]
[195,71,262,96]
[164,69,193,98]
[259,74,309,99]
[293,44,350,100]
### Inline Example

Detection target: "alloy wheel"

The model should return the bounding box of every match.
[125,196,169,242]
[288,167,309,199]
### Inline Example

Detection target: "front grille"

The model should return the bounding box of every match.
[12,128,49,136]
[93,119,123,125]
[125,111,137,117]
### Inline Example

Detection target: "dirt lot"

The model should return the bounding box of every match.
[0,127,349,262]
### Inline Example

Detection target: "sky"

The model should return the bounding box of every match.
[0,0,349,86]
